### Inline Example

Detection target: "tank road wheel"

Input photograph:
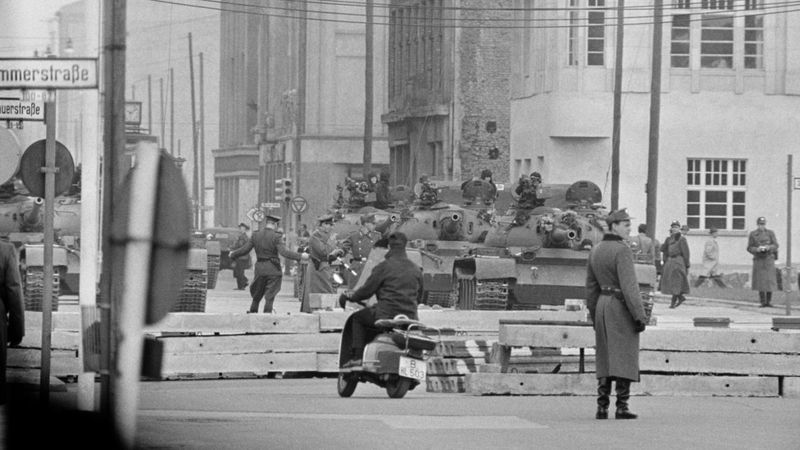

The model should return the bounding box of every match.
[385,376,411,399]
[337,373,358,398]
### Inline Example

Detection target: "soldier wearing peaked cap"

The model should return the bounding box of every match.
[747,216,778,307]
[229,214,309,313]
[586,208,647,421]
[300,213,343,313]
[232,223,252,290]
[340,213,382,288]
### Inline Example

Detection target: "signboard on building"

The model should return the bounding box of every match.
[0,58,98,89]
[794,177,800,190]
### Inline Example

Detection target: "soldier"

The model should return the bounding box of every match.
[515,171,544,209]
[300,214,345,313]
[747,216,779,307]
[1,239,24,405]
[661,220,691,309]
[585,208,647,420]
[629,223,657,266]
[229,215,309,314]
[374,171,392,210]
[341,213,382,289]
[231,223,252,290]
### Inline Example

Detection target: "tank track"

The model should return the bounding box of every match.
[172,269,207,312]
[455,270,510,310]
[23,267,60,312]
[206,254,220,289]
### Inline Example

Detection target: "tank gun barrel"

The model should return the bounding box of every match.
[23,197,44,226]
[550,227,577,245]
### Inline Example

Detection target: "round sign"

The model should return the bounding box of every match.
[0,128,23,185]
[252,209,266,223]
[290,196,308,214]
[19,139,75,198]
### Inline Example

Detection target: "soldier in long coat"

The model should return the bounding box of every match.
[1,240,25,404]
[300,214,344,313]
[341,213,382,289]
[586,209,647,420]
[747,216,779,307]
[660,220,691,308]
[229,215,308,313]
[231,223,252,290]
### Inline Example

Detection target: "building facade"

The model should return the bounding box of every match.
[511,0,800,267]
[216,1,390,231]
[382,0,514,188]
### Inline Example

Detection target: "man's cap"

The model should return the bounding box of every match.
[238,222,250,230]
[360,213,376,225]
[388,232,408,249]
[480,169,492,179]
[709,227,718,234]
[265,214,281,223]
[670,219,681,228]
[530,171,542,180]
[757,216,766,224]
[606,208,633,224]
[317,214,334,225]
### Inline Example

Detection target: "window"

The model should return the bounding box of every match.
[567,0,604,66]
[686,158,746,230]
[669,1,763,70]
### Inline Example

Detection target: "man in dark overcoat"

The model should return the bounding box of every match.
[341,213,382,289]
[660,220,691,308]
[747,216,779,307]
[231,223,252,290]
[586,209,647,420]
[300,214,343,313]
[229,215,308,313]
[0,240,25,404]
[338,232,423,367]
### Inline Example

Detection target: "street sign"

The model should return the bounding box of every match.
[246,207,258,222]
[0,97,44,121]
[252,209,266,223]
[19,139,75,197]
[261,202,281,209]
[0,58,98,89]
[290,196,308,214]
[793,177,800,190]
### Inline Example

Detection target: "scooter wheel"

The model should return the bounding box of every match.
[385,376,411,399]
[337,373,358,398]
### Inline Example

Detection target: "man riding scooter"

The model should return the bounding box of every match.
[338,232,423,367]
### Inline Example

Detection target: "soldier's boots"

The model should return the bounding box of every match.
[615,379,638,419]
[596,378,612,420]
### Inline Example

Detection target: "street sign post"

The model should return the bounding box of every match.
[0,97,44,121]
[290,196,308,214]
[261,202,281,209]
[0,58,98,89]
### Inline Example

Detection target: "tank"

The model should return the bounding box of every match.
[452,180,656,310]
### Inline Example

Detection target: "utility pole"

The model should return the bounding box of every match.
[147,74,152,134]
[363,0,374,176]
[786,154,793,316]
[188,33,199,229]
[199,51,205,229]
[611,0,624,211]
[295,0,307,221]
[100,0,126,428]
[646,0,663,239]
[159,76,165,149]
[170,67,175,155]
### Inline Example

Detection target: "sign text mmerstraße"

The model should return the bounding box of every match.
[0,58,98,89]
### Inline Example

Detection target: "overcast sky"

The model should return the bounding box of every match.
[0,0,78,57]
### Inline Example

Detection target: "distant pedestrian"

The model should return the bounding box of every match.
[696,227,726,288]
[586,208,647,420]
[1,240,25,404]
[747,216,779,307]
[660,220,690,308]
[231,223,252,290]
[629,223,656,266]
[229,215,309,313]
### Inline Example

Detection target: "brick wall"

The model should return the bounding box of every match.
[457,0,513,184]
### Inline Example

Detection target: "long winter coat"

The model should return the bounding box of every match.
[586,234,646,382]
[747,228,779,292]
[660,233,690,295]
[300,228,338,313]
[1,241,25,403]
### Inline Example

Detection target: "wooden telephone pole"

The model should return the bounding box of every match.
[646,0,664,239]
[363,0,374,176]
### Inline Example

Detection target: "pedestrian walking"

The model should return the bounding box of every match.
[747,216,779,307]
[229,215,309,313]
[661,220,691,308]
[696,227,725,288]
[300,214,344,313]
[629,223,656,266]
[1,240,25,405]
[231,223,252,290]
[586,209,647,420]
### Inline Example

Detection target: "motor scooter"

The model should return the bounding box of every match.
[337,304,439,399]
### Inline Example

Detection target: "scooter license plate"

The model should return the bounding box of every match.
[398,356,426,382]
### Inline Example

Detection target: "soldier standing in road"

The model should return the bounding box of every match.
[0,239,24,405]
[747,216,779,307]
[661,220,691,309]
[341,213,382,289]
[229,215,309,313]
[300,214,344,313]
[585,209,647,420]
[232,223,252,290]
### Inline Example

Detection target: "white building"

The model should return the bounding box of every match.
[511,0,800,269]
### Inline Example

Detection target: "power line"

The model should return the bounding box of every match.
[149,0,800,30]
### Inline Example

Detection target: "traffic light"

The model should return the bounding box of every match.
[275,178,293,202]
